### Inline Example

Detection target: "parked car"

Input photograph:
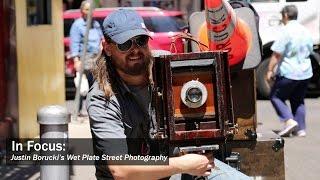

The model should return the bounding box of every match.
[63,7,187,99]
[249,0,320,98]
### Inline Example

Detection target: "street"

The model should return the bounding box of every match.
[256,98,320,180]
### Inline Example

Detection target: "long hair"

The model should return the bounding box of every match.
[92,45,154,99]
[92,52,113,98]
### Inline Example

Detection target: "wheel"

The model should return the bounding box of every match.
[256,57,275,99]
[309,52,320,96]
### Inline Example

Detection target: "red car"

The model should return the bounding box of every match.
[63,7,187,99]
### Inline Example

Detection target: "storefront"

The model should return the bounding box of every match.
[0,0,65,139]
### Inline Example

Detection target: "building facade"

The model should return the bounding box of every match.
[0,0,65,139]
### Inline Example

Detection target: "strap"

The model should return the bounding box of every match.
[170,32,209,53]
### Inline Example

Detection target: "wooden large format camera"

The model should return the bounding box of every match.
[152,51,256,149]
[151,51,285,179]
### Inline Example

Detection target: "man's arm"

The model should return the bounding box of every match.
[70,20,82,58]
[109,154,212,180]
[267,52,282,82]
[73,56,81,72]
[267,31,288,81]
[87,88,212,179]
[69,20,83,72]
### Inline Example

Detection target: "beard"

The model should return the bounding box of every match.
[121,51,152,76]
[126,62,147,75]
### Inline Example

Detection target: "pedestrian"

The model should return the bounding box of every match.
[267,5,313,137]
[86,9,251,179]
[69,0,103,116]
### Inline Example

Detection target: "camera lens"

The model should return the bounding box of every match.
[186,87,202,103]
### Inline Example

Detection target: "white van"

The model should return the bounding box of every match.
[249,0,320,97]
[250,0,319,46]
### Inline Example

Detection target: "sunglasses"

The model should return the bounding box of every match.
[115,35,149,52]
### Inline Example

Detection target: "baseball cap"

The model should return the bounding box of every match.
[102,9,150,44]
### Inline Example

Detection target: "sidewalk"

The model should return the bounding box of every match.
[0,116,95,180]
[69,116,96,180]
[63,100,96,179]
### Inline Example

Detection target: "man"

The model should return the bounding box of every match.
[70,0,103,116]
[87,9,251,179]
[267,5,313,137]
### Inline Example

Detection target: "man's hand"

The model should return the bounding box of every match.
[175,154,213,176]
[74,56,81,72]
[266,70,274,82]
[108,153,215,180]
[267,52,282,82]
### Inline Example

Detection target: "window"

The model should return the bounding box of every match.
[286,0,307,2]
[26,0,51,26]
[63,19,75,37]
[120,0,176,10]
[248,0,279,2]
[148,16,186,32]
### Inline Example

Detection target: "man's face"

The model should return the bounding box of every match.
[281,12,288,25]
[104,35,152,76]
[81,2,90,19]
